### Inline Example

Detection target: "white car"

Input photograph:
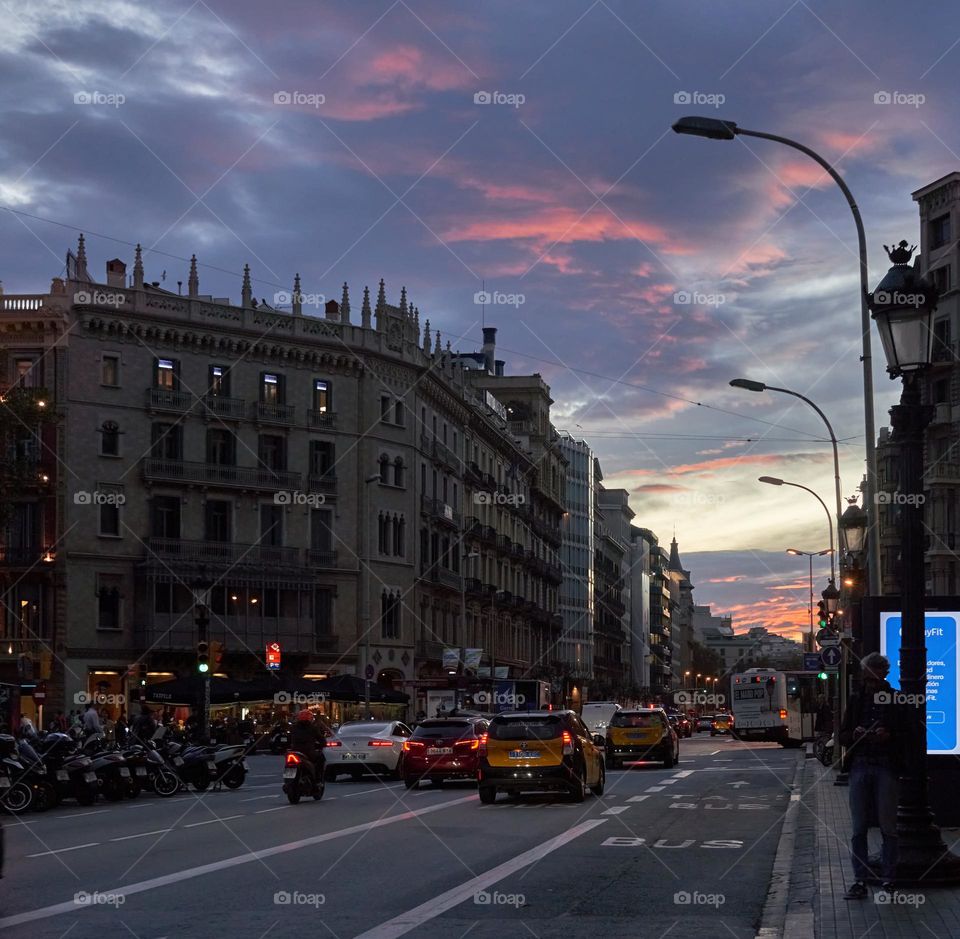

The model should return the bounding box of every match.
[324,720,413,780]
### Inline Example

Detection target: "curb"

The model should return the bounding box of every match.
[754,753,806,939]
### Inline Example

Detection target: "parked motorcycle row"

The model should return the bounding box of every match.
[0,730,252,814]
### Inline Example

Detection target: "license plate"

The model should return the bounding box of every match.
[343,753,366,761]
[119,767,130,777]
[0,777,9,788]
[84,772,96,783]
[174,756,184,766]
[207,762,217,772]
[283,768,297,779]
[627,732,651,740]
[427,748,453,755]
[136,767,148,776]
[279,737,287,744]
[56,770,69,781]
[509,750,540,760]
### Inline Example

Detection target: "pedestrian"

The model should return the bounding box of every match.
[70,709,82,730]
[18,713,37,740]
[839,652,906,899]
[82,701,103,738]
[115,709,128,746]
[131,705,157,744]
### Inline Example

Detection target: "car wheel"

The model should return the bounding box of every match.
[662,747,676,770]
[478,785,497,805]
[403,776,417,790]
[569,765,587,803]
[591,762,605,796]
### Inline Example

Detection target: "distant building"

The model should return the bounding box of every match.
[667,537,694,685]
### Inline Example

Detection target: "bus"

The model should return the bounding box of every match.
[730,668,818,747]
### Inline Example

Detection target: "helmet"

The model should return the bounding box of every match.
[296,709,313,722]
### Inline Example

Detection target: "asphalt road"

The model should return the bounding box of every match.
[0,733,802,938]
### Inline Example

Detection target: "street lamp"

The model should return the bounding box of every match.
[362,473,380,717]
[839,499,869,559]
[759,477,837,584]
[675,116,880,589]
[786,548,832,651]
[868,241,960,883]
[190,568,213,742]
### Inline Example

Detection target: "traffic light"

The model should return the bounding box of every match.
[817,671,829,680]
[817,601,829,629]
[210,641,224,669]
[138,662,147,687]
[197,639,210,673]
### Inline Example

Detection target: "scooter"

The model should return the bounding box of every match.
[121,743,181,797]
[82,735,137,801]
[282,750,325,804]
[0,736,35,813]
[36,733,98,806]
[209,743,249,790]
[157,739,217,792]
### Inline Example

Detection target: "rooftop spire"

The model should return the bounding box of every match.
[375,278,386,330]
[434,329,441,356]
[340,282,351,324]
[241,264,252,308]
[423,319,431,353]
[361,285,372,328]
[668,536,684,573]
[292,273,302,316]
[133,243,144,290]
[399,285,408,316]
[188,254,199,297]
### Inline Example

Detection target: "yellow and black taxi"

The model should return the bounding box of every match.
[711,713,733,736]
[604,708,679,769]
[477,710,605,804]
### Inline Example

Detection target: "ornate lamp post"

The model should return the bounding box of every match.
[868,240,960,883]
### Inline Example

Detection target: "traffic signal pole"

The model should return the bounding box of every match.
[196,606,210,742]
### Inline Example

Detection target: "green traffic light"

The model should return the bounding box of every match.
[198,662,209,673]
[817,671,828,680]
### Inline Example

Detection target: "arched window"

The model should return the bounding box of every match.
[393,457,404,488]
[395,516,405,557]
[379,454,390,484]
[378,512,386,554]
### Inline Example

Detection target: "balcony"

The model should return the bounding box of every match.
[0,546,46,567]
[511,541,525,558]
[307,549,339,568]
[416,639,445,662]
[145,537,300,566]
[495,590,512,606]
[140,614,318,653]
[464,577,485,595]
[420,566,463,591]
[465,462,485,487]
[308,473,338,494]
[463,516,483,539]
[421,497,459,528]
[308,410,336,429]
[496,534,511,554]
[544,562,564,585]
[254,402,295,425]
[202,395,247,420]
[926,462,960,485]
[143,458,302,491]
[420,434,460,472]
[147,388,193,412]
[932,340,958,364]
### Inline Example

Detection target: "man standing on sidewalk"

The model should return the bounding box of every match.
[839,652,906,899]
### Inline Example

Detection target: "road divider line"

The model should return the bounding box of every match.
[239,794,279,802]
[352,818,608,939]
[602,806,629,815]
[673,770,694,777]
[1,794,478,930]
[27,842,99,858]
[110,829,173,842]
[183,815,244,828]
[255,806,289,814]
[645,786,664,792]
[627,795,649,803]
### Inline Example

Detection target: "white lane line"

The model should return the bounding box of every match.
[1,795,478,930]
[255,806,289,814]
[713,759,732,762]
[627,795,649,803]
[790,793,801,802]
[110,829,173,842]
[660,779,678,785]
[58,811,109,819]
[645,786,664,792]
[27,842,99,858]
[183,815,244,828]
[354,818,607,939]
[709,750,721,755]
[240,794,279,802]
[673,770,694,778]
[340,785,405,797]
[602,806,629,815]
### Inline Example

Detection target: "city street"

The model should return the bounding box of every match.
[0,735,801,938]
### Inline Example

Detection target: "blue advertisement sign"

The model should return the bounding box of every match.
[880,612,959,755]
[803,653,821,672]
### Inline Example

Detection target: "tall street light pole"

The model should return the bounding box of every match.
[674,117,879,591]
[758,476,837,584]
[786,548,833,652]
[868,241,960,883]
[362,473,380,718]
[459,550,480,710]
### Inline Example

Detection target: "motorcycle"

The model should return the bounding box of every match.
[269,724,291,755]
[121,743,181,797]
[157,739,217,792]
[82,735,137,801]
[209,743,250,790]
[36,733,98,806]
[0,736,37,814]
[282,750,324,804]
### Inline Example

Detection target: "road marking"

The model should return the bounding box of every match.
[255,806,289,814]
[673,770,694,777]
[728,781,750,789]
[239,794,279,802]
[713,759,732,762]
[110,829,173,842]
[602,806,629,815]
[645,786,664,792]
[790,793,801,802]
[183,815,244,828]
[27,842,99,858]
[627,795,649,803]
[1,795,478,930]
[340,785,405,797]
[660,778,678,784]
[59,811,108,819]
[354,818,607,939]
[709,750,721,755]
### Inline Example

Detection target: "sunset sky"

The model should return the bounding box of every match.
[3,1,959,641]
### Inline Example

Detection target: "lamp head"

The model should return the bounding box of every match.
[758,476,784,486]
[671,116,739,140]
[730,378,767,392]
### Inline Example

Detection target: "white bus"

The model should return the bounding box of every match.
[730,668,817,747]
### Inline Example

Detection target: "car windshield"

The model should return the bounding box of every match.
[338,722,391,736]
[412,721,474,739]
[489,716,561,741]
[611,712,662,728]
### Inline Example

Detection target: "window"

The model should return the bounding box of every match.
[205,500,231,542]
[394,516,405,557]
[311,508,334,551]
[379,454,390,484]
[393,457,405,488]
[101,355,120,387]
[99,493,121,537]
[314,588,334,640]
[394,400,404,425]
[258,435,286,471]
[206,429,236,465]
[151,423,182,460]
[381,590,401,639]
[209,365,230,396]
[309,440,335,477]
[931,265,952,296]
[935,379,950,405]
[154,582,173,614]
[260,504,283,546]
[97,575,123,631]
[381,395,391,420]
[151,496,181,539]
[313,379,331,413]
[14,357,39,388]
[934,317,952,361]
[930,214,952,250]
[378,512,387,554]
[154,358,178,389]
[99,420,120,457]
[260,372,284,404]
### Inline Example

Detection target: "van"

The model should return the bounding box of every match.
[580,702,622,741]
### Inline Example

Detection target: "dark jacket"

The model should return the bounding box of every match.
[839,681,908,772]
[290,722,326,763]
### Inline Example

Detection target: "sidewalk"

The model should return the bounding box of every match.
[787,755,960,938]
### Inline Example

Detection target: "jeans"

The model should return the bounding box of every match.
[849,761,899,882]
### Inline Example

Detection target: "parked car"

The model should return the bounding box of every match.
[324,720,413,781]
[605,708,679,769]
[697,715,716,733]
[668,714,692,739]
[402,717,488,788]
[477,710,604,804]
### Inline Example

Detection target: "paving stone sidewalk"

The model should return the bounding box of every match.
[787,756,960,938]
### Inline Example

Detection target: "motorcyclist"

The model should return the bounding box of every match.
[289,710,326,790]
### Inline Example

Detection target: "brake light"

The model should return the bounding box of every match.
[779,709,788,720]
[403,740,425,752]
[478,733,488,756]
[368,740,394,747]
[455,738,480,751]
[561,730,574,755]
[285,752,301,765]
[326,740,342,747]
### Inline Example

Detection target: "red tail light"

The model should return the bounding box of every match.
[326,740,342,747]
[403,740,425,752]
[779,709,788,720]
[561,730,574,755]
[454,738,480,751]
[368,739,393,748]
[285,752,301,765]
[478,733,488,757]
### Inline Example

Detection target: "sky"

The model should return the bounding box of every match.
[2,0,959,640]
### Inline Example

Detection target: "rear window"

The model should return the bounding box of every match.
[611,712,664,728]
[412,721,474,739]
[489,716,562,741]
[338,722,390,736]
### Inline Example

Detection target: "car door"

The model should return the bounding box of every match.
[574,716,599,785]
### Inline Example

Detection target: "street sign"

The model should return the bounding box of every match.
[820,646,842,669]
[803,653,821,672]
[265,642,281,670]
[816,628,840,646]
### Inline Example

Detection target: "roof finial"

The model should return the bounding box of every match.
[376,278,386,313]
[133,243,144,290]
[361,285,372,328]
[399,285,408,316]
[434,329,441,356]
[241,264,253,308]
[413,305,420,333]
[884,239,917,265]
[423,319,431,353]
[188,254,199,297]
[340,282,351,324]
[292,273,302,315]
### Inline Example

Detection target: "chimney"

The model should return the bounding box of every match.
[482,326,497,373]
[495,359,505,376]
[106,259,126,289]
